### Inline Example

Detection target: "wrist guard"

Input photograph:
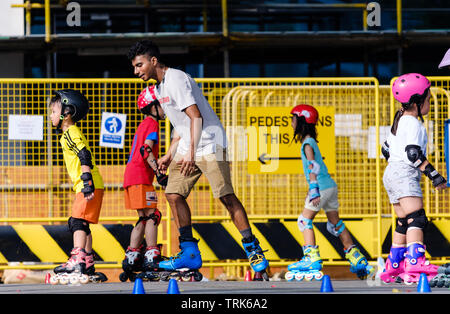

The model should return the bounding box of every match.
[80,172,95,196]
[308,181,320,202]
[156,172,168,187]
[422,163,446,187]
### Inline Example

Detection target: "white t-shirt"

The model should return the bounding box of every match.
[387,115,427,165]
[155,68,227,157]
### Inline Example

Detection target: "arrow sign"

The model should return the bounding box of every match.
[258,153,302,164]
[258,153,325,164]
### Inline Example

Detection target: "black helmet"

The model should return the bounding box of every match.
[54,89,90,123]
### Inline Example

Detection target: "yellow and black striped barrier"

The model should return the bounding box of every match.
[1,219,449,264]
[0,224,132,264]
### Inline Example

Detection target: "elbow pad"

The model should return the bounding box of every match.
[381,141,390,160]
[405,145,426,168]
[306,160,321,176]
[77,147,94,169]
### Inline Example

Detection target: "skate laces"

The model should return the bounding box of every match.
[249,253,266,266]
[247,247,268,265]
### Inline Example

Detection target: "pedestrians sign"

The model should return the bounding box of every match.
[246,106,335,174]
[99,112,127,149]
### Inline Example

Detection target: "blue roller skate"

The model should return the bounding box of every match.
[286,245,324,281]
[242,235,270,281]
[345,245,374,280]
[158,237,203,282]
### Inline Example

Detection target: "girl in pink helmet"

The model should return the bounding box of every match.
[381,73,447,284]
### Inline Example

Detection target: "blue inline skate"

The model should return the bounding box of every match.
[345,245,374,280]
[286,245,324,281]
[242,235,270,281]
[157,237,203,282]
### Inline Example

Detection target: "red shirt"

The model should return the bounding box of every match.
[123,117,159,188]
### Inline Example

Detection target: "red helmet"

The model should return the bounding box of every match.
[137,85,158,110]
[290,104,319,124]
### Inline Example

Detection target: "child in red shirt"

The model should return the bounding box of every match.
[121,85,168,280]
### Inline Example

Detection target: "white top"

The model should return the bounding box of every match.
[387,115,427,166]
[155,68,227,157]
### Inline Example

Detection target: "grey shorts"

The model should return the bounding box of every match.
[383,162,423,204]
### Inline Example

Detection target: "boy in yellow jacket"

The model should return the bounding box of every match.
[49,89,104,278]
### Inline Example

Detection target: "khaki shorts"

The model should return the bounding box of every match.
[304,186,339,212]
[165,146,235,199]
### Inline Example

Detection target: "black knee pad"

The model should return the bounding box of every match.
[395,217,408,235]
[136,209,162,227]
[406,209,428,231]
[68,217,91,235]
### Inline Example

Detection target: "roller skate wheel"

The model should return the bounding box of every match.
[285,271,295,281]
[59,275,69,285]
[181,275,191,282]
[380,276,393,284]
[314,272,324,281]
[119,272,128,282]
[79,274,89,284]
[160,273,170,281]
[193,272,203,282]
[49,276,59,285]
[69,274,80,285]
[294,272,305,281]
[304,273,314,281]
[403,274,415,285]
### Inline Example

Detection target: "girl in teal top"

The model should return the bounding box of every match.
[285,104,374,281]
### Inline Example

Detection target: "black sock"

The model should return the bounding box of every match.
[240,228,253,242]
[179,225,193,239]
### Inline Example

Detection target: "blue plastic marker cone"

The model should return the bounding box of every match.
[417,273,431,293]
[320,275,334,293]
[167,278,181,294]
[132,278,146,294]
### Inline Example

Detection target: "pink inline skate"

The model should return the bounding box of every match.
[379,246,406,283]
[400,243,438,285]
[85,252,108,283]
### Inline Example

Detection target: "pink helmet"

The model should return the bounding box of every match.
[392,73,431,104]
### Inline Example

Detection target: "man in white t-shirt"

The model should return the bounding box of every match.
[127,40,269,278]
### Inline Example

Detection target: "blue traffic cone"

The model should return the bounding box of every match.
[417,273,431,293]
[132,278,145,294]
[167,278,180,294]
[320,275,334,293]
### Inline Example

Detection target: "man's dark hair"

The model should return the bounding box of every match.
[127,40,161,61]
